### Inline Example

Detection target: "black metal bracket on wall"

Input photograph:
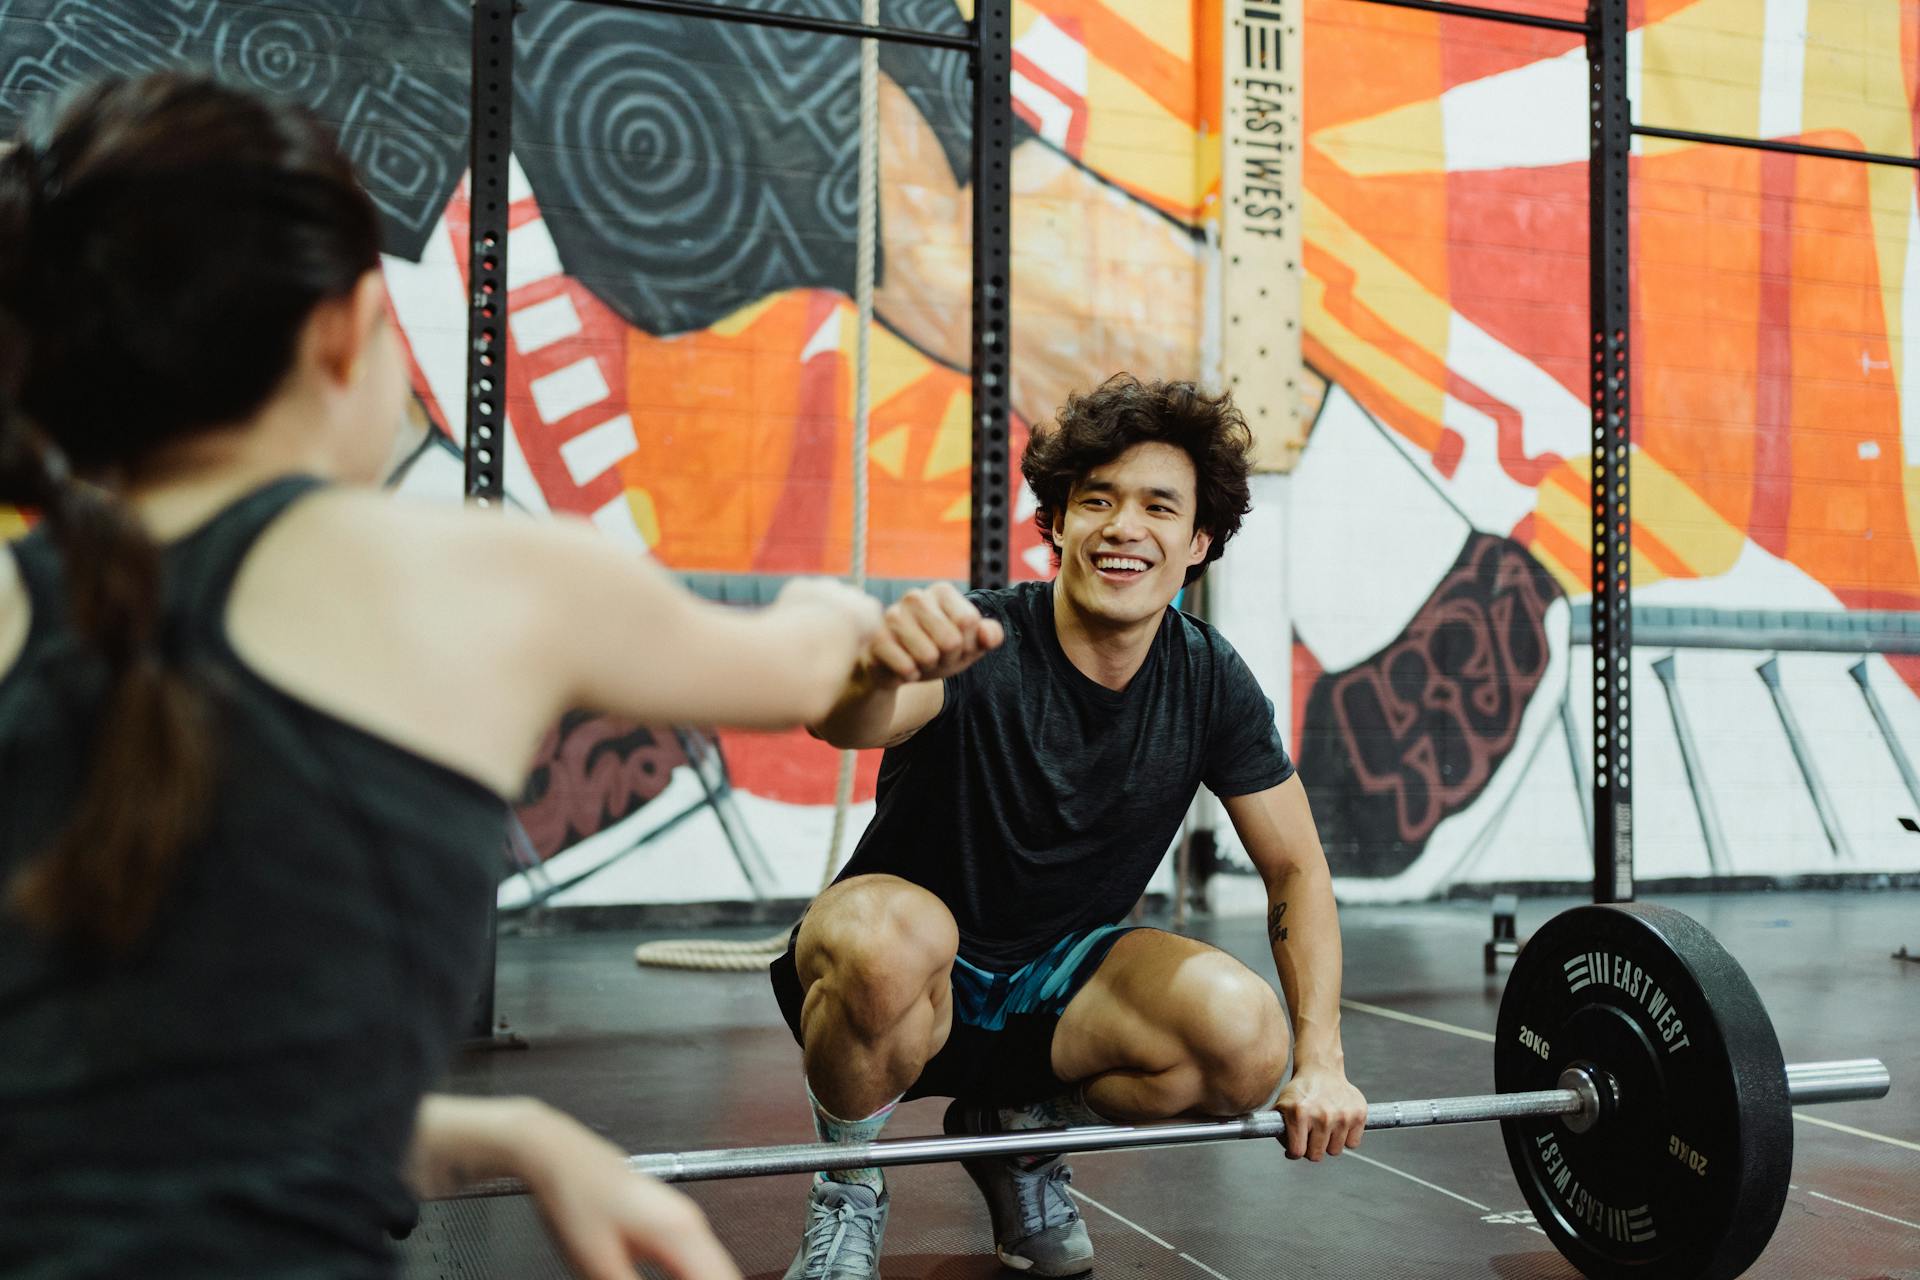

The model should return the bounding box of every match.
[969,2,1014,589]
[1588,0,1632,902]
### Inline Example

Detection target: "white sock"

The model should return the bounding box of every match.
[808,1080,898,1192]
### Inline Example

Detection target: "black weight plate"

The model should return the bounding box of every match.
[1495,903,1793,1280]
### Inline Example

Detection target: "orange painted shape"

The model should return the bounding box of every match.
[1024,0,1200,126]
[1306,150,1450,300]
[1301,334,1448,462]
[1303,0,1443,135]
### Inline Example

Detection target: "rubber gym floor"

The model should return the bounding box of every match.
[395,890,1919,1279]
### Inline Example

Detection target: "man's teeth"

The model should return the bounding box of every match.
[1095,556,1150,572]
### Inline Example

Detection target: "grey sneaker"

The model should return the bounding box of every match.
[782,1179,889,1280]
[943,1101,1094,1276]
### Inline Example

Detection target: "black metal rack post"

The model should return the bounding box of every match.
[464,0,518,1046]
[970,1,1014,589]
[457,0,1011,999]
[1338,0,1917,904]
[1588,0,1632,902]
[466,0,514,507]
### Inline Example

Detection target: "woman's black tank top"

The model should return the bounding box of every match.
[0,477,508,1277]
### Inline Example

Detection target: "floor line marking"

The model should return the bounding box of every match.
[1347,1151,1493,1212]
[1803,1189,1920,1231]
[1067,1188,1175,1250]
[1179,1252,1234,1280]
[1793,1112,1920,1153]
[1341,998,1496,1043]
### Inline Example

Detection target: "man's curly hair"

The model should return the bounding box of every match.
[1022,374,1255,585]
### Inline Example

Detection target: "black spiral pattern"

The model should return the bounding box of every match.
[879,0,978,183]
[0,0,471,261]
[516,3,867,334]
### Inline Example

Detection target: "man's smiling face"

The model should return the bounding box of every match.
[1051,441,1212,631]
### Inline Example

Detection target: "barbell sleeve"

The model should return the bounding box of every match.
[1784,1058,1891,1106]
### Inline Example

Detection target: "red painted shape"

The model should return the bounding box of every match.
[1432,428,1465,478]
[1883,654,1920,703]
[753,292,848,573]
[1444,370,1565,488]
[718,727,881,806]
[1444,161,1589,404]
[1011,48,1088,157]
[1291,638,1323,758]
[1750,151,1796,557]
[1438,16,1583,93]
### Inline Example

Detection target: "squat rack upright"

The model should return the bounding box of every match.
[459,0,1014,1040]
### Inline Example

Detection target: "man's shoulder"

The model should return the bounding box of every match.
[964,579,1050,639]
[1169,605,1244,662]
[965,578,1047,615]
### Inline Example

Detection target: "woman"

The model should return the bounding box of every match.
[0,73,879,1278]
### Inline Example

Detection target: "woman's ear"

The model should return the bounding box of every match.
[308,269,389,389]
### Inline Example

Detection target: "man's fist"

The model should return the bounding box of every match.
[862,582,1004,690]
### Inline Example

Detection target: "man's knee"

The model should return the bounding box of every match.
[797,876,958,1037]
[1181,960,1290,1113]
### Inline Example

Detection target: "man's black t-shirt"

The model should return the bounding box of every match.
[834,580,1294,969]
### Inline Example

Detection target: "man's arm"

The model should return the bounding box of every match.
[808,582,1002,749]
[1221,776,1367,1159]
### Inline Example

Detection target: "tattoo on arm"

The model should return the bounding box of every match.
[1267,902,1289,945]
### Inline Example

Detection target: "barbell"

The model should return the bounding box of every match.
[441,902,1894,1280]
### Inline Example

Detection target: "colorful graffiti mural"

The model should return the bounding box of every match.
[1269,0,1920,893]
[6,0,1920,899]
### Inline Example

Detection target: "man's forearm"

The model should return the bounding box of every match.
[808,663,902,749]
[1265,865,1346,1072]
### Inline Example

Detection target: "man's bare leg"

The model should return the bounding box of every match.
[1050,929,1290,1120]
[793,874,958,1171]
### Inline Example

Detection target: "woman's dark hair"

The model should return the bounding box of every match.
[0,73,381,949]
[1022,374,1256,585]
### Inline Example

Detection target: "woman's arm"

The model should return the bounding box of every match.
[407,1094,741,1280]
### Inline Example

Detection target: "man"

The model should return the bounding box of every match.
[771,375,1367,1279]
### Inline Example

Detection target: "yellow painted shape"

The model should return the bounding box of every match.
[1801,0,1916,380]
[924,389,972,480]
[941,493,971,522]
[869,320,937,413]
[1309,98,1446,179]
[1099,0,1192,60]
[1537,474,1669,591]
[1306,189,1452,378]
[706,293,783,340]
[1534,545,1588,599]
[626,487,661,548]
[1081,67,1206,210]
[1301,272,1446,431]
[1802,1,1914,157]
[1636,0,1766,154]
[869,425,911,479]
[1552,451,1746,580]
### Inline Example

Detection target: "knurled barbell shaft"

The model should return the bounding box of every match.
[436,1056,1887,1200]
